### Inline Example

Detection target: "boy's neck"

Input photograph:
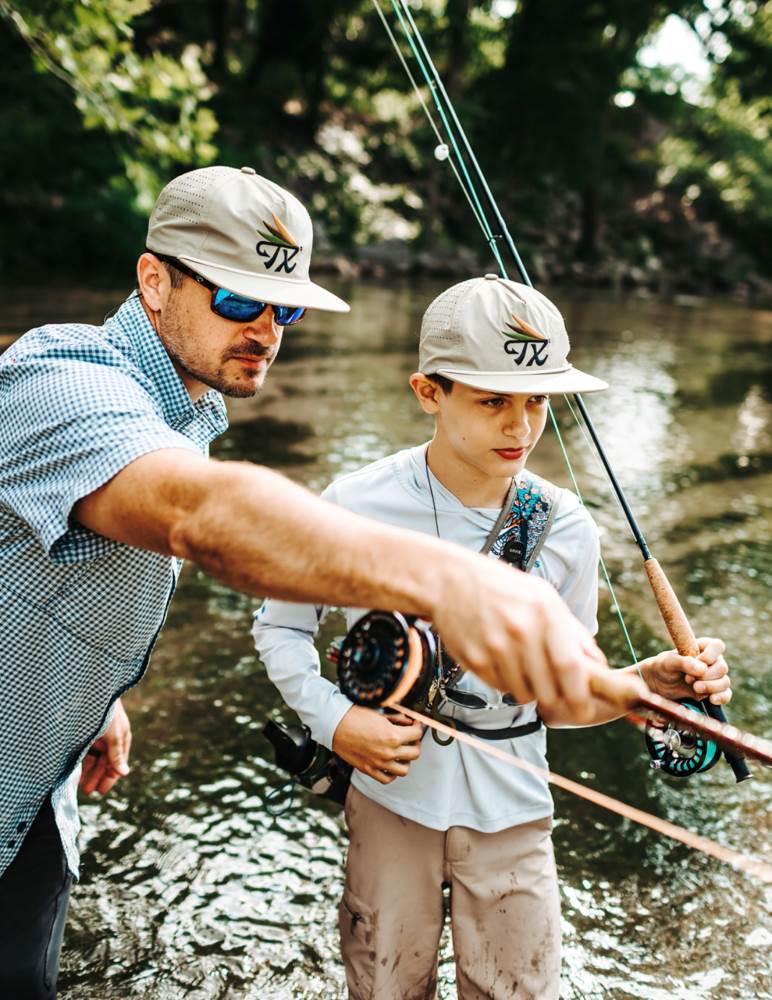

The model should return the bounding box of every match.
[425,439,515,509]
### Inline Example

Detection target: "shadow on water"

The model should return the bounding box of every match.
[2,283,770,998]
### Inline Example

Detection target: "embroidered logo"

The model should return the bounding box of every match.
[255,213,303,273]
[500,313,550,367]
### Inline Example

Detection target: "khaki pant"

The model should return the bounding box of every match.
[339,786,561,1000]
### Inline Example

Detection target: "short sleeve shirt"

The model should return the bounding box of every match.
[0,292,228,877]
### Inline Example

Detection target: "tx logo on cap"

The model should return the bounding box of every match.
[255,213,303,274]
[500,314,550,367]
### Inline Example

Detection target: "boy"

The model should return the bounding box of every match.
[253,275,730,999]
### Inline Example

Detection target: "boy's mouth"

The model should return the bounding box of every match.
[493,447,526,461]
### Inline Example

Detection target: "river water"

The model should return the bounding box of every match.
[2,281,770,999]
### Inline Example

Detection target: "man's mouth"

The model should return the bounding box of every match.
[229,349,272,366]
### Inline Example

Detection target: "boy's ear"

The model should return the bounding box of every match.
[409,372,442,414]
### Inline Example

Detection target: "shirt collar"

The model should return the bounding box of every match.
[112,292,228,439]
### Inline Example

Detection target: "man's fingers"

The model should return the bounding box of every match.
[392,743,421,762]
[96,773,121,795]
[541,615,595,721]
[81,757,109,795]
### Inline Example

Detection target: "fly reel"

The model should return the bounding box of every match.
[334,610,438,712]
[645,698,721,777]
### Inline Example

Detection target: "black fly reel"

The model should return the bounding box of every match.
[645,697,721,777]
[335,611,438,712]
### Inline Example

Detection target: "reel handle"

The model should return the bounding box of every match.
[644,558,751,782]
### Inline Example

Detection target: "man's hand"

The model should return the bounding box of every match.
[640,637,731,706]
[79,698,132,796]
[332,706,423,784]
[433,559,609,724]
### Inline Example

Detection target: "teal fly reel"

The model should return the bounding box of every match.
[645,698,721,777]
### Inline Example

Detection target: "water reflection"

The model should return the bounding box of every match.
[1,284,770,998]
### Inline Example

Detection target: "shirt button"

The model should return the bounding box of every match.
[7,841,15,849]
[240,166,256,175]
[17,822,27,833]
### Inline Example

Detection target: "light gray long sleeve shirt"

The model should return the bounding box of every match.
[253,444,600,833]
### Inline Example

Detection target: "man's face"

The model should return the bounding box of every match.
[158,272,285,400]
[425,380,550,481]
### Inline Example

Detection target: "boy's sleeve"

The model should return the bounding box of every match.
[556,505,601,636]
[252,596,354,750]
[0,352,198,563]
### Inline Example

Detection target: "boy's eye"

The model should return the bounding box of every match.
[480,397,505,408]
[529,395,548,405]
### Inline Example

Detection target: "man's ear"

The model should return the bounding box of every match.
[137,253,171,313]
[409,372,442,415]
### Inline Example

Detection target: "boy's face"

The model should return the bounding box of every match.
[410,374,550,482]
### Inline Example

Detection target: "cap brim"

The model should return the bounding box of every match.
[179,255,350,313]
[437,366,608,394]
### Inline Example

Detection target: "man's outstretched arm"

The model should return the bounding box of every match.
[74,448,635,720]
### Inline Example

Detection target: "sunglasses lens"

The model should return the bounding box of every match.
[212,289,265,322]
[273,305,306,327]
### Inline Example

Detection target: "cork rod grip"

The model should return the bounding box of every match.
[643,558,699,656]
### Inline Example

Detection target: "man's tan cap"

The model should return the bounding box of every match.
[420,274,607,394]
[146,165,349,313]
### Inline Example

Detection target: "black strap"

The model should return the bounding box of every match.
[433,715,543,741]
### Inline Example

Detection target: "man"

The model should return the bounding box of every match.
[0,166,632,998]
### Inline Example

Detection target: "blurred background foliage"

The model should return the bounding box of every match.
[0,0,769,296]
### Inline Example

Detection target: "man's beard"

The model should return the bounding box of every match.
[160,301,276,397]
[174,347,274,398]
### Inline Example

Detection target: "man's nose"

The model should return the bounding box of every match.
[242,308,280,344]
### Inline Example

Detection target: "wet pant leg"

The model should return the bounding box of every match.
[339,786,445,1000]
[0,798,71,1000]
[448,817,561,1000]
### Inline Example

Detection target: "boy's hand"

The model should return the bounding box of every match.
[79,698,132,795]
[639,637,731,706]
[333,706,423,784]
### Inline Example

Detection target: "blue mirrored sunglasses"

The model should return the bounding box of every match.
[150,252,306,327]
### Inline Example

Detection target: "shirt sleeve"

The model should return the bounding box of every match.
[252,597,354,750]
[0,351,199,563]
[554,500,601,636]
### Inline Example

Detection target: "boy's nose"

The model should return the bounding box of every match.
[503,409,530,437]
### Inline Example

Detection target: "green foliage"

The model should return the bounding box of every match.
[0,0,769,289]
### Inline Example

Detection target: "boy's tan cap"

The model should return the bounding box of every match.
[419,275,607,394]
[146,165,349,313]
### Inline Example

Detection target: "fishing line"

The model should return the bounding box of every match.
[374,0,640,664]
[381,0,509,274]
[392,702,772,884]
[374,0,754,781]
[371,0,492,239]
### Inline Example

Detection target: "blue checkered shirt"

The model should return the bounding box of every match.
[0,292,228,878]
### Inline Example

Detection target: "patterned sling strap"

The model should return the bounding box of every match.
[433,474,564,741]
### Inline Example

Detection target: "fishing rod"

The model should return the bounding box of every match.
[334,611,772,768]
[373,0,754,781]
